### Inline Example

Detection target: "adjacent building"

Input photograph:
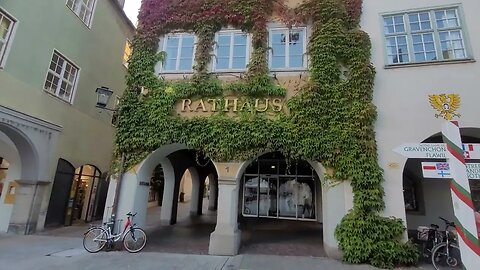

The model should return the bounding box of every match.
[0,0,134,233]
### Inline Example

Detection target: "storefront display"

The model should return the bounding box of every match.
[242,155,316,220]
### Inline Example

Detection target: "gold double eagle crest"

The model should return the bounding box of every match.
[428,94,461,121]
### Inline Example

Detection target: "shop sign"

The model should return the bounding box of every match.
[421,162,480,179]
[179,97,284,113]
[393,143,480,159]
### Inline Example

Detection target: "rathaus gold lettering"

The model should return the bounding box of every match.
[180,98,284,113]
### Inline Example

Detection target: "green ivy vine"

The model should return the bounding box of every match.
[116,0,419,268]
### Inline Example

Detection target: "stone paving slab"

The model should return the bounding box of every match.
[0,234,435,270]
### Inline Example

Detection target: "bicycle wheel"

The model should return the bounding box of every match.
[431,243,462,269]
[123,228,147,253]
[83,227,108,253]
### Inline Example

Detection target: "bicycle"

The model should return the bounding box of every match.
[83,212,147,253]
[430,217,462,269]
[416,222,444,260]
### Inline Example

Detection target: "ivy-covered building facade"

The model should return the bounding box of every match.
[111,0,480,267]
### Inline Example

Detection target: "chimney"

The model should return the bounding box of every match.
[117,0,125,8]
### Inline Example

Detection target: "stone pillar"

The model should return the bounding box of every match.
[8,180,50,234]
[189,167,200,216]
[208,179,241,255]
[160,158,177,225]
[209,162,243,256]
[322,180,353,259]
[208,174,218,211]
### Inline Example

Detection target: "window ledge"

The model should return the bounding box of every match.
[384,58,475,69]
[43,90,73,105]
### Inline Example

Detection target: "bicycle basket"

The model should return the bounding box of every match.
[417,226,430,241]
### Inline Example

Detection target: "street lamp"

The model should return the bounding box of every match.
[95,86,115,110]
[94,86,123,230]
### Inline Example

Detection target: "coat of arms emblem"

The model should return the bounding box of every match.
[428,94,461,120]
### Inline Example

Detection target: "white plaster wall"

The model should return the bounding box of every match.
[0,132,21,232]
[362,0,480,226]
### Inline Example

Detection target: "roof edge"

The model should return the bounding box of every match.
[109,0,136,31]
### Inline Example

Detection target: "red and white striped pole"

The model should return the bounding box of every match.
[442,120,480,268]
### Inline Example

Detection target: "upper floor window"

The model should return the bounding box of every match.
[269,27,307,70]
[163,33,195,72]
[0,9,16,68]
[44,51,79,103]
[123,40,132,67]
[383,7,469,65]
[214,31,249,71]
[66,0,96,27]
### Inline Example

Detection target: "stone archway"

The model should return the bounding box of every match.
[402,127,480,233]
[0,106,61,234]
[208,154,353,258]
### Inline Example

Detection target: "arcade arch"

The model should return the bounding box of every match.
[402,128,480,234]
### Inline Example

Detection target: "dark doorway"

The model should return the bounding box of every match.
[45,159,75,227]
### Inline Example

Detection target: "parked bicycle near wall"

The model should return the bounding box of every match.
[416,216,462,269]
[83,212,147,253]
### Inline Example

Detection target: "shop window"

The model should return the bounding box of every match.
[213,31,249,71]
[162,33,195,72]
[383,6,470,65]
[243,154,316,220]
[268,27,307,70]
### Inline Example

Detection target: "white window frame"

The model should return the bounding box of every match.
[382,5,471,66]
[213,30,251,72]
[65,0,97,28]
[0,8,17,68]
[268,27,308,71]
[161,33,197,73]
[43,50,80,104]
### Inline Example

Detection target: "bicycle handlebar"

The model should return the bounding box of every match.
[438,216,455,227]
[126,212,137,217]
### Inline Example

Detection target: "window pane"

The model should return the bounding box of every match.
[232,57,246,69]
[244,176,259,216]
[217,45,229,58]
[218,35,230,46]
[289,55,303,68]
[0,17,12,39]
[413,44,423,53]
[415,52,426,62]
[233,45,246,57]
[164,47,177,70]
[426,52,437,61]
[425,43,435,52]
[166,36,179,47]
[178,58,193,70]
[182,36,194,48]
[216,57,229,69]
[233,34,247,45]
[272,42,285,57]
[289,31,304,56]
[271,56,285,68]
